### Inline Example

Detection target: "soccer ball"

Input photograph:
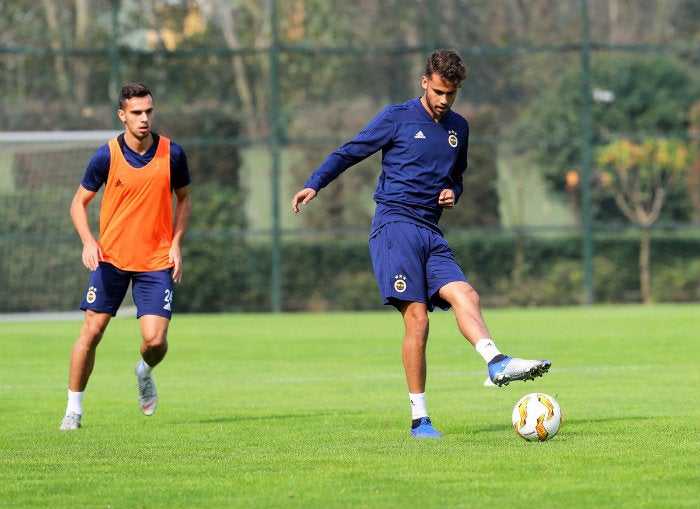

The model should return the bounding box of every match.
[512,393,562,441]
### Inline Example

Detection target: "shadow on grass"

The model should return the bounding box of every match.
[460,415,654,435]
[191,409,365,425]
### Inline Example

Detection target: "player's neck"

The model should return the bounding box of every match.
[420,96,442,122]
[124,132,154,155]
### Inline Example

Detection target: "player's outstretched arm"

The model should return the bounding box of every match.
[292,188,317,213]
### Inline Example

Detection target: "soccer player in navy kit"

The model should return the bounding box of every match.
[292,50,550,438]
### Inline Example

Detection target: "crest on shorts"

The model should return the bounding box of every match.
[448,129,458,148]
[86,286,97,304]
[393,274,407,293]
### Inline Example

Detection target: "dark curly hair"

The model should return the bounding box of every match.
[118,82,152,108]
[425,49,467,87]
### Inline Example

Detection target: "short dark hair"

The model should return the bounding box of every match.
[118,82,152,108]
[425,49,466,87]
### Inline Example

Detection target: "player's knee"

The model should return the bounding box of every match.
[140,315,170,349]
[143,332,168,351]
[79,321,107,345]
[464,283,481,307]
[447,283,482,316]
[406,309,429,336]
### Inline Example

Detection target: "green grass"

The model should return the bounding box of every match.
[1,305,699,509]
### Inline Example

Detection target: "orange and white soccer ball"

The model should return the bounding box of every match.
[512,393,562,441]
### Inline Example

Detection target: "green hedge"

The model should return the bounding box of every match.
[1,222,698,313]
[179,229,700,312]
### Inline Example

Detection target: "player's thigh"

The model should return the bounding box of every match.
[369,223,429,305]
[437,280,478,311]
[425,234,469,309]
[78,309,113,345]
[139,314,170,345]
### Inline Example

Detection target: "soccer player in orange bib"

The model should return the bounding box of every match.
[59,83,191,430]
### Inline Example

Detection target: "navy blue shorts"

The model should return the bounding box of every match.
[80,262,174,319]
[369,222,468,311]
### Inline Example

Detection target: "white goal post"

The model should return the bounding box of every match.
[0,131,120,193]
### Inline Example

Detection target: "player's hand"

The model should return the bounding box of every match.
[292,188,317,213]
[169,245,183,283]
[82,240,102,271]
[438,189,455,209]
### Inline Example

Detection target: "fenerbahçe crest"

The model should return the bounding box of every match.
[393,274,407,293]
[86,286,97,304]
[448,130,459,148]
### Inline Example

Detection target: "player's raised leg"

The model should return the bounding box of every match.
[439,281,551,387]
[487,355,551,386]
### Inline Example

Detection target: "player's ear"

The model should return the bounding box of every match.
[421,75,428,91]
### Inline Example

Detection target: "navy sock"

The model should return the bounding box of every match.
[412,417,427,429]
[488,353,508,364]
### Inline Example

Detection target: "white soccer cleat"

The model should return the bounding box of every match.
[488,356,551,387]
[135,363,158,416]
[59,412,82,430]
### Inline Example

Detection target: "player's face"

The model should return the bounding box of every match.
[420,74,459,121]
[118,95,154,141]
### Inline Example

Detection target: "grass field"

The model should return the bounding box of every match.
[1,304,698,509]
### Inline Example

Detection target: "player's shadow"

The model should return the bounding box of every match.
[192,409,360,425]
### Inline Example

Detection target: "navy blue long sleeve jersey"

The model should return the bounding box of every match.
[304,97,469,234]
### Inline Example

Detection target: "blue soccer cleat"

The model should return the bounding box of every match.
[411,417,443,438]
[488,356,551,387]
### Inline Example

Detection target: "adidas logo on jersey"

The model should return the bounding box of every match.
[414,130,426,139]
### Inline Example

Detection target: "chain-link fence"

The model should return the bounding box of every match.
[1,0,698,313]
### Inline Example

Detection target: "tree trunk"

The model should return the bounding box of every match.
[42,0,70,96]
[689,158,700,223]
[639,227,652,304]
[512,227,525,290]
[215,0,258,137]
[74,0,90,105]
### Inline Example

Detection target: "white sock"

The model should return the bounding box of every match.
[66,390,84,416]
[409,392,428,420]
[475,338,502,363]
[137,359,153,378]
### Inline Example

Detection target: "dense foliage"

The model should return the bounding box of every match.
[516,55,700,222]
[2,207,697,312]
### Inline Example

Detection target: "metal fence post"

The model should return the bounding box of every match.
[270,0,282,313]
[580,0,595,304]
